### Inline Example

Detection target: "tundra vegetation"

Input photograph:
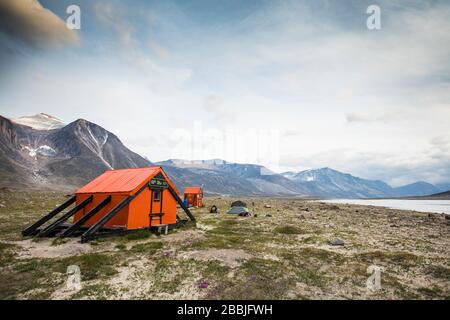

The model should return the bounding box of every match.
[0,190,448,300]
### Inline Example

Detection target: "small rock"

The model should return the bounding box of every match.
[298,215,305,219]
[265,214,272,217]
[254,214,258,218]
[328,238,345,246]
[264,204,272,208]
[445,215,450,220]
[303,208,309,212]
[0,203,5,208]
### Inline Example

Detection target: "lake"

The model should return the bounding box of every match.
[320,199,450,214]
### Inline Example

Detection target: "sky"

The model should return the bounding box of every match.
[0,0,449,186]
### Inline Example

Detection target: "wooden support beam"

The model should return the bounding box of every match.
[22,196,76,237]
[39,195,93,237]
[60,195,112,238]
[167,184,196,222]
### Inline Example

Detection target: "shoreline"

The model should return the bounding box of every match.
[319,198,450,215]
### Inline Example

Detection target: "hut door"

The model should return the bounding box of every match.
[150,190,162,211]
[149,189,164,226]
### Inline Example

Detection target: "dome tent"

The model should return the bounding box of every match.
[231,200,247,207]
[227,206,249,215]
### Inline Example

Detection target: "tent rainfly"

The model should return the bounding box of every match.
[22,167,195,242]
[183,186,203,207]
[227,206,249,215]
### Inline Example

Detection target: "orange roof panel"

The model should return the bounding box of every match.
[184,186,202,194]
[76,167,161,194]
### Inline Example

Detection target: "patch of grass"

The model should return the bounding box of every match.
[189,231,278,252]
[220,219,239,226]
[190,234,242,250]
[425,265,450,280]
[13,260,40,273]
[357,251,420,269]
[0,191,68,241]
[382,274,419,299]
[210,258,294,300]
[0,269,56,299]
[417,286,444,299]
[1,257,64,299]
[0,242,16,266]
[51,238,70,246]
[126,229,151,240]
[130,241,164,254]
[295,268,328,287]
[204,260,231,277]
[55,253,118,281]
[299,247,344,264]
[151,257,199,294]
[115,243,126,250]
[72,283,113,300]
[0,241,13,251]
[301,235,320,244]
[279,249,336,287]
[274,225,304,235]
[208,219,241,236]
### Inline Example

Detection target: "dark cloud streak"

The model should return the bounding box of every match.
[0,0,79,50]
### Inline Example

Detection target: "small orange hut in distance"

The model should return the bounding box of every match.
[184,186,203,207]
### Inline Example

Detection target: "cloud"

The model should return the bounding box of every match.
[150,42,171,60]
[345,112,403,124]
[202,94,236,124]
[0,0,79,49]
[282,129,302,138]
[93,2,135,48]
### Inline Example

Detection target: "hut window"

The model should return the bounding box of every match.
[153,190,161,202]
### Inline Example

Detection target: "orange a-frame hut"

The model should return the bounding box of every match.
[22,167,195,242]
[184,186,203,207]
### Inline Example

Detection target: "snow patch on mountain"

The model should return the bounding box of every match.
[24,145,57,158]
[12,113,65,130]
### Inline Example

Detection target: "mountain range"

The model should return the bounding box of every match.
[157,160,448,198]
[0,113,449,198]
